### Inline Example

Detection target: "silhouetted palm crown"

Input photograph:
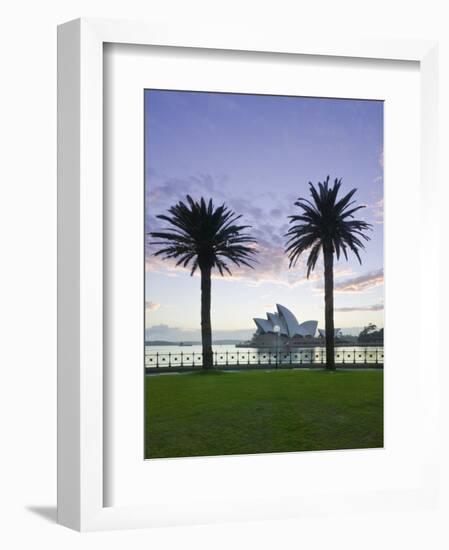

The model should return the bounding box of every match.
[149,195,257,275]
[286,177,372,275]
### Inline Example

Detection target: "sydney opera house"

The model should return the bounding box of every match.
[246,304,340,347]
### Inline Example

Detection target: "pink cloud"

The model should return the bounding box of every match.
[333,269,384,293]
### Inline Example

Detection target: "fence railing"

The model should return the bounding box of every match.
[145,347,384,370]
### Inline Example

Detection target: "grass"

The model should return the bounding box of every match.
[145,369,383,459]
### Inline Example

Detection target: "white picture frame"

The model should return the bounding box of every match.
[57,17,440,531]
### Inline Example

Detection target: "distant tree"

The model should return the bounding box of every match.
[285,176,372,370]
[149,196,257,369]
[359,325,383,343]
[359,323,378,338]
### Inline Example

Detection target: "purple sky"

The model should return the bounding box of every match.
[145,90,383,341]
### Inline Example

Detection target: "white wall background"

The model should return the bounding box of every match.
[0,1,448,548]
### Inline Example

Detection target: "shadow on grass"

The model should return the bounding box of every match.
[190,368,228,375]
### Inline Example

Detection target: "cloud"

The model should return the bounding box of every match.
[146,182,309,287]
[332,268,384,293]
[146,174,223,216]
[145,173,380,290]
[148,323,171,332]
[373,149,383,183]
[147,225,357,290]
[146,301,160,311]
[369,198,383,224]
[335,302,384,312]
[146,241,311,288]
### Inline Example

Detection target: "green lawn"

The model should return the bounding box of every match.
[145,369,383,459]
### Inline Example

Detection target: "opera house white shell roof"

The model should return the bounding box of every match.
[253,304,318,338]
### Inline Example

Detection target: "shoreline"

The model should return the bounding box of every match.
[145,363,384,374]
[235,342,383,349]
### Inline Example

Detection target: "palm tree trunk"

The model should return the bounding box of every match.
[200,266,213,369]
[323,246,336,371]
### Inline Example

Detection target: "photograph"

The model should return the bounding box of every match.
[144,89,384,459]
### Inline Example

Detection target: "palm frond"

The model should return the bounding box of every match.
[148,195,258,276]
[285,176,372,277]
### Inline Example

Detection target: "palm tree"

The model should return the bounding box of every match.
[285,176,372,370]
[149,195,257,369]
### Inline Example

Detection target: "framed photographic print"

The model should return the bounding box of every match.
[58,18,441,531]
[143,89,384,461]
